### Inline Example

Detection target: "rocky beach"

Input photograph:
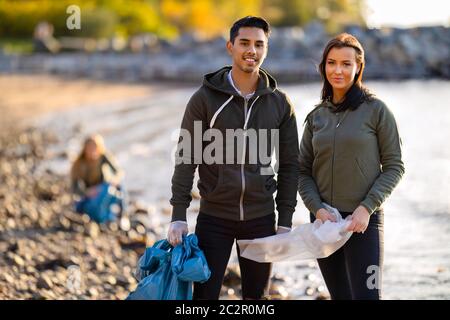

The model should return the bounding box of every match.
[0,135,298,300]
[0,77,154,299]
[0,126,140,299]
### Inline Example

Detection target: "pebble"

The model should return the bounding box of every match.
[37,275,53,290]
[119,216,131,232]
[13,254,25,267]
[88,287,99,298]
[105,275,117,286]
[305,286,315,296]
[269,284,290,299]
[315,292,330,300]
[86,222,100,239]
[3,274,15,284]
[116,275,131,287]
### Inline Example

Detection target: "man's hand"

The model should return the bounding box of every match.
[167,221,188,246]
[315,208,337,223]
[346,205,370,233]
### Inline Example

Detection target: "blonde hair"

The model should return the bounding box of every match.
[77,134,105,161]
[71,134,106,181]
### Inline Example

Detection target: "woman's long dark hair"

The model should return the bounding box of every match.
[319,33,373,112]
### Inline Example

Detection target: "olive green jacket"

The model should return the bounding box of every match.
[298,97,405,215]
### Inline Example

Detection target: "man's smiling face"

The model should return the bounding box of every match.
[227,27,268,73]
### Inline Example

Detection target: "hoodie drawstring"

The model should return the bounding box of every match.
[209,95,234,128]
[244,96,260,130]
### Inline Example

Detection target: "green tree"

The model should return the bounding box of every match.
[0,0,368,40]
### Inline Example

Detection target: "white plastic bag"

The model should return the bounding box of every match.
[237,204,352,263]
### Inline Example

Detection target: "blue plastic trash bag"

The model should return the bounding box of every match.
[75,182,123,223]
[127,234,210,300]
[171,233,211,282]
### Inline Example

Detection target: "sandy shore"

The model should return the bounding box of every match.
[0,74,168,135]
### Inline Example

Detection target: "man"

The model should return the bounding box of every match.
[168,16,300,300]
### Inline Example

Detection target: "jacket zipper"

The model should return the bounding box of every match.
[330,109,349,206]
[239,96,260,221]
[239,98,248,221]
[331,115,337,206]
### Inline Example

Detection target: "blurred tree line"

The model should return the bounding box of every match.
[0,0,367,39]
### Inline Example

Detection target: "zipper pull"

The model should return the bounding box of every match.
[335,110,348,128]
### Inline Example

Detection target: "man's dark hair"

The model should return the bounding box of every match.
[229,16,271,43]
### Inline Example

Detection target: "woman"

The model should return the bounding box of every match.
[298,33,405,299]
[71,134,125,223]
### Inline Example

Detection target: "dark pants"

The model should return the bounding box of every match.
[193,212,276,300]
[311,210,384,300]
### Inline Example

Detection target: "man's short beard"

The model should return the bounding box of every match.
[239,64,257,73]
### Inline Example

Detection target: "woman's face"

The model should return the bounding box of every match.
[84,141,100,161]
[325,46,360,94]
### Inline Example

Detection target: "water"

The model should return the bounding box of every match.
[36,80,450,299]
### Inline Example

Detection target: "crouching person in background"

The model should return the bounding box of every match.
[70,134,126,223]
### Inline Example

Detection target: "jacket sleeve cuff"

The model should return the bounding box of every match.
[277,210,294,228]
[360,199,377,215]
[171,205,188,222]
[309,200,325,217]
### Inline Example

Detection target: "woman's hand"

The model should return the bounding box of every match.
[346,206,370,233]
[315,208,337,223]
[86,187,98,198]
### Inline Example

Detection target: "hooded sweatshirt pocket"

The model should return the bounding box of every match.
[353,157,371,195]
[333,157,373,203]
[199,164,241,203]
[244,164,276,202]
[197,164,221,197]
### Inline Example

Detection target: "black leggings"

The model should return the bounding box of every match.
[193,212,276,300]
[311,210,384,300]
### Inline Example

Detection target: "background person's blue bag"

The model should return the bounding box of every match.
[127,234,211,300]
[75,182,123,223]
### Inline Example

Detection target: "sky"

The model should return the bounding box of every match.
[365,0,450,27]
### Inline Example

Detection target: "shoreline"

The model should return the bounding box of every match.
[0,74,171,136]
[1,25,449,82]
